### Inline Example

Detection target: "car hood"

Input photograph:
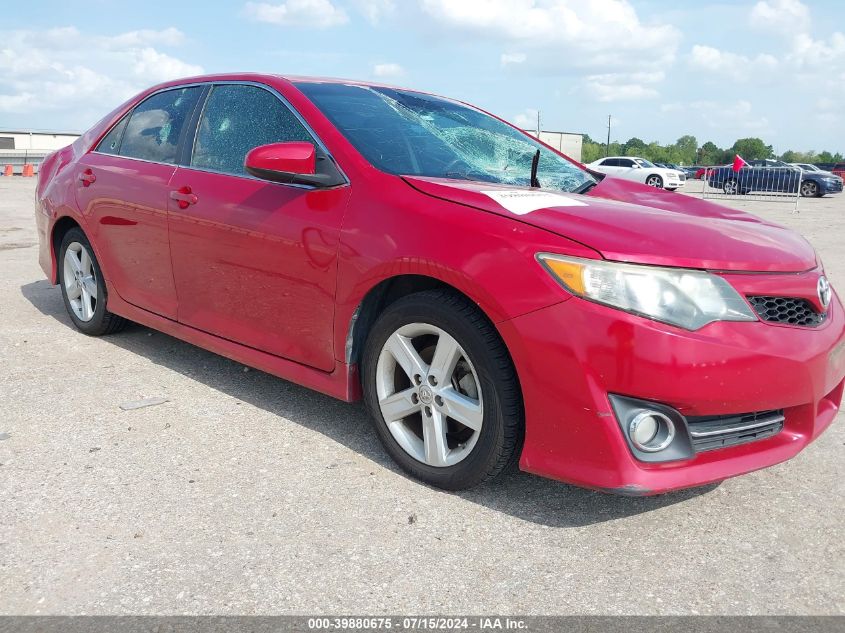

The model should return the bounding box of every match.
[402,175,817,272]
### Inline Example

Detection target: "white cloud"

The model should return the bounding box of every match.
[750,0,810,35]
[420,0,680,72]
[244,0,348,28]
[660,99,772,136]
[105,27,186,48]
[132,48,204,83]
[0,26,202,127]
[500,52,527,66]
[691,0,845,139]
[372,62,405,78]
[788,31,845,68]
[354,0,395,24]
[512,108,539,130]
[688,45,778,80]
[585,72,663,102]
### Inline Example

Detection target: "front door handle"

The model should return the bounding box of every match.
[170,186,198,209]
[80,169,96,187]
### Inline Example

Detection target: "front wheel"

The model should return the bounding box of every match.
[800,180,820,198]
[362,290,523,490]
[645,174,664,188]
[59,227,127,335]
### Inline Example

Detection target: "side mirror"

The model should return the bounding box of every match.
[245,142,344,188]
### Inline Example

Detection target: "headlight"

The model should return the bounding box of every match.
[537,253,757,330]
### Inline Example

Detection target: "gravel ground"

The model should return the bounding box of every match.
[0,176,842,615]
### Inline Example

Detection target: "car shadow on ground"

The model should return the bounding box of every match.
[21,279,718,528]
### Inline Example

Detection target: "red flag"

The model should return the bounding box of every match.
[732,154,749,172]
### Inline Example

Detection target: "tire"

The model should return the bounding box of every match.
[800,180,820,198]
[362,289,523,490]
[645,174,663,188]
[723,179,739,195]
[58,227,128,336]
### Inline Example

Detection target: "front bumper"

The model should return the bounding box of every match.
[820,179,843,194]
[499,287,845,495]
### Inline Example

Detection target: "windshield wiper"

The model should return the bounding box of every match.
[571,179,597,195]
[530,149,540,188]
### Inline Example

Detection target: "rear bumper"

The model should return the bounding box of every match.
[35,198,54,282]
[500,290,845,495]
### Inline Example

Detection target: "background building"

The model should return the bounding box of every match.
[0,129,80,174]
[525,130,584,162]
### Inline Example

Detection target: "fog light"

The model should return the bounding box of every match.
[628,411,675,452]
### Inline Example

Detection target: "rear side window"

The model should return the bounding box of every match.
[602,158,618,167]
[96,114,129,155]
[191,84,314,176]
[119,87,201,164]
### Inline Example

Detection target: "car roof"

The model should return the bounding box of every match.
[149,72,430,96]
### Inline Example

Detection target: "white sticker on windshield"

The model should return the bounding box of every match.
[479,190,587,215]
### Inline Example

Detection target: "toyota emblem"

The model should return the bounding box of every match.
[818,276,832,310]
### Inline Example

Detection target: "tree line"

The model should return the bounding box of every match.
[580,134,844,167]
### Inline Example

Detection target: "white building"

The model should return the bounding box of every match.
[524,129,584,162]
[0,129,81,174]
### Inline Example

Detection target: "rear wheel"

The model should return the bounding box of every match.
[723,179,739,195]
[59,228,127,335]
[362,290,523,490]
[645,174,663,188]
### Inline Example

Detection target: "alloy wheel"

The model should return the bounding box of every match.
[646,175,662,188]
[801,181,817,197]
[63,241,98,322]
[375,322,483,467]
[723,180,738,195]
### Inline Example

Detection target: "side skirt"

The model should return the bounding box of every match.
[106,292,362,403]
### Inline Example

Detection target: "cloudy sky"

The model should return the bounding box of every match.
[2,0,842,153]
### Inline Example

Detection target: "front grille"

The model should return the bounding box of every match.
[748,295,826,327]
[686,410,784,452]
[679,173,687,181]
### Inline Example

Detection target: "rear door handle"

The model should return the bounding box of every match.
[170,186,198,209]
[80,169,96,187]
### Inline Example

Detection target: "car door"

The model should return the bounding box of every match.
[167,82,351,372]
[74,86,203,319]
[615,158,640,182]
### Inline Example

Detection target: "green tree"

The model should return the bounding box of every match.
[623,137,647,156]
[672,135,698,165]
[815,151,843,163]
[698,141,722,165]
[730,138,774,160]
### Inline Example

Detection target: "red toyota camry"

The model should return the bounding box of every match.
[35,73,845,494]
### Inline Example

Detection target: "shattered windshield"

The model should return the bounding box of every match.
[295,82,594,193]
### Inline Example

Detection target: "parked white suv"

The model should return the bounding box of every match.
[588,156,686,190]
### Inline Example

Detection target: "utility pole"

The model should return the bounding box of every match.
[606,114,611,157]
[536,110,541,138]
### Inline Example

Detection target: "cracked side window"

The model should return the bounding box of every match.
[192,84,314,177]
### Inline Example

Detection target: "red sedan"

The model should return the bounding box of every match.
[35,74,845,494]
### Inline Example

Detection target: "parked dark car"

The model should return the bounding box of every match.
[707,159,843,197]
